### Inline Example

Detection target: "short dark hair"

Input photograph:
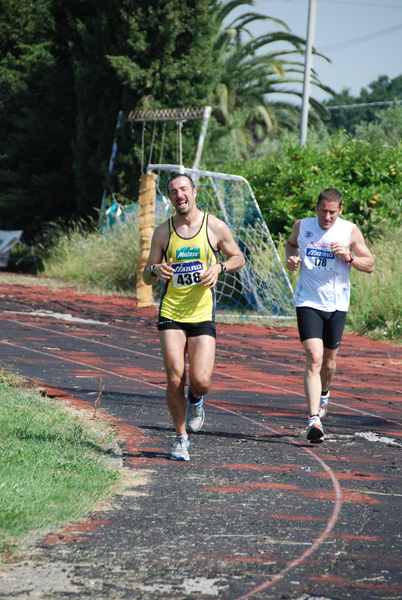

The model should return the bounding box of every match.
[167,173,195,194]
[317,188,343,207]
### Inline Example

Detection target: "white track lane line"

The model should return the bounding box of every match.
[106,318,402,376]
[3,310,401,377]
[219,402,343,599]
[1,315,400,426]
[0,340,166,392]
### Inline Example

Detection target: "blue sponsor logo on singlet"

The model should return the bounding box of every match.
[173,260,203,274]
[305,231,313,238]
[306,247,334,259]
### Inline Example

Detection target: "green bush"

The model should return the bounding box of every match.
[225,131,402,240]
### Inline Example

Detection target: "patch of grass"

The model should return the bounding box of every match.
[347,224,402,341]
[0,371,121,553]
[0,273,66,288]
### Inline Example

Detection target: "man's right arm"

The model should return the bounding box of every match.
[143,222,174,285]
[285,220,302,272]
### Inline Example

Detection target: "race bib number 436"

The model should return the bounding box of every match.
[172,261,204,287]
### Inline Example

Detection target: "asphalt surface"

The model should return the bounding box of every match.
[0,278,401,600]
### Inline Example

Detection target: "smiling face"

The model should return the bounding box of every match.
[316,199,343,230]
[167,176,197,216]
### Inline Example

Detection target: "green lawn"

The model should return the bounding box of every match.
[0,371,122,555]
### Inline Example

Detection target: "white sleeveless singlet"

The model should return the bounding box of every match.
[295,216,355,311]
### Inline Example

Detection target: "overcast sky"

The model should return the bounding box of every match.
[233,0,402,102]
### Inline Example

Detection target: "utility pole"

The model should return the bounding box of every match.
[299,0,318,147]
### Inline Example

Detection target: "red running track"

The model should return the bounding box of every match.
[0,278,401,600]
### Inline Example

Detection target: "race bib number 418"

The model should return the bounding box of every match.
[172,261,204,287]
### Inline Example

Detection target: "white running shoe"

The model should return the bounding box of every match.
[307,415,324,443]
[319,391,330,420]
[170,435,190,461]
[185,395,205,433]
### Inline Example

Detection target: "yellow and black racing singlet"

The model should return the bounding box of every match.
[159,213,219,323]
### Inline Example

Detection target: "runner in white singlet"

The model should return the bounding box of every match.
[285,188,375,443]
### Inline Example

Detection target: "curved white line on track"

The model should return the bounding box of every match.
[210,405,343,599]
[0,305,399,595]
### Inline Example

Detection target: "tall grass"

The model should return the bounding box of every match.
[41,219,141,293]
[348,224,402,340]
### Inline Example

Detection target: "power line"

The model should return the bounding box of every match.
[327,99,402,110]
[318,22,402,52]
[321,0,402,8]
[267,0,402,7]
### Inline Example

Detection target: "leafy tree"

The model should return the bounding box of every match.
[0,0,219,239]
[207,0,333,157]
[51,0,127,217]
[354,104,402,148]
[106,0,219,203]
[224,130,402,240]
[0,0,76,238]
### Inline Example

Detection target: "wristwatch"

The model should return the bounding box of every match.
[149,264,157,277]
[219,263,227,274]
[347,252,354,263]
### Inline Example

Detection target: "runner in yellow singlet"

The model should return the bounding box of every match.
[143,173,245,461]
[159,212,218,324]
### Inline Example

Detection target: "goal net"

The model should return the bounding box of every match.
[148,164,295,317]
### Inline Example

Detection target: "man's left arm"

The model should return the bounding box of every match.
[349,226,375,274]
[200,217,245,288]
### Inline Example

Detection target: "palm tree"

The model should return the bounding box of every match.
[212,0,334,150]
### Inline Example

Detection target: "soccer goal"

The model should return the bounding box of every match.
[100,106,294,317]
[147,164,295,317]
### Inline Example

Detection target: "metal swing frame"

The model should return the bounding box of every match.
[99,106,212,219]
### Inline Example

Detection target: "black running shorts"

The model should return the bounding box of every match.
[158,318,216,339]
[296,306,347,350]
